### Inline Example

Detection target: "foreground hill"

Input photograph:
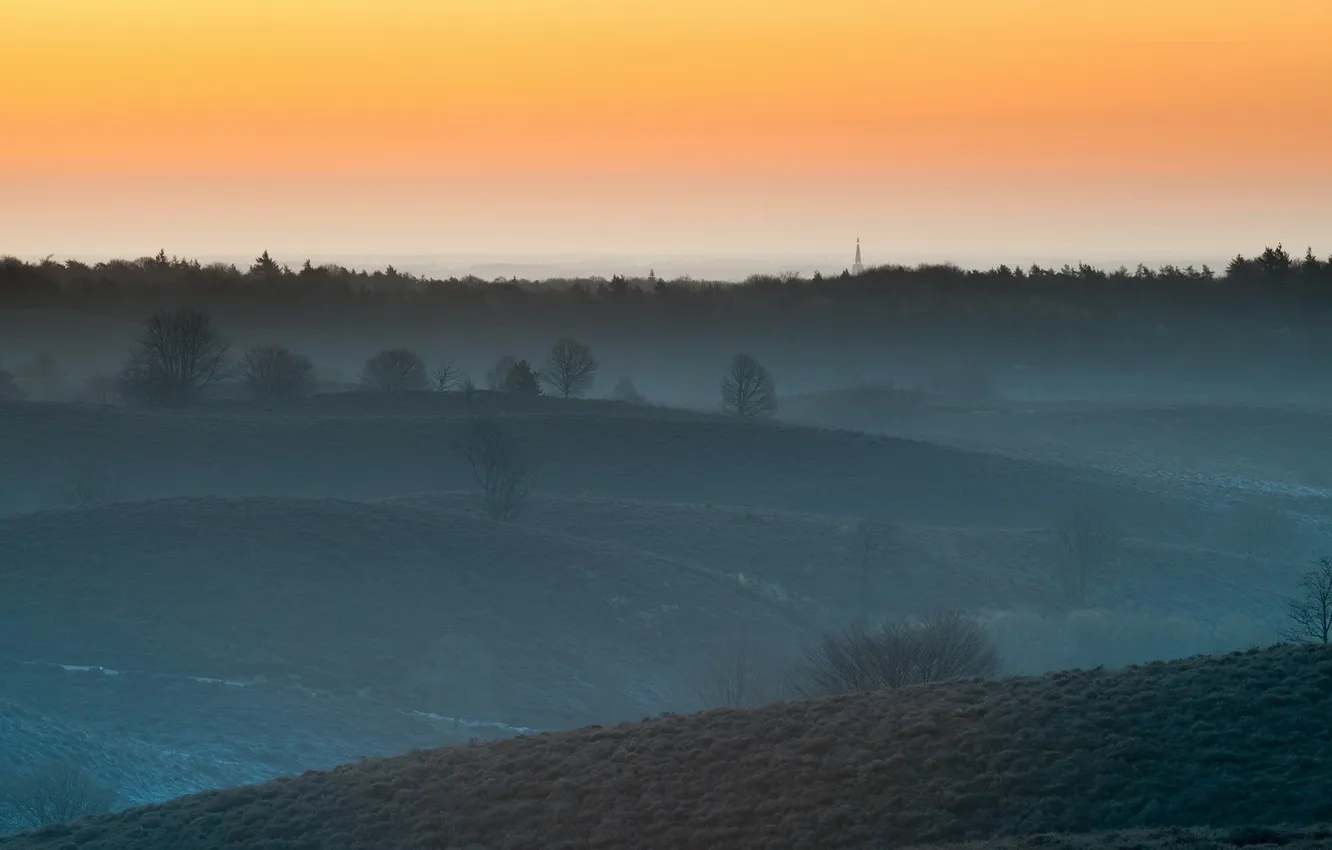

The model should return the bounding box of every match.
[0,496,808,729]
[6,643,1329,850]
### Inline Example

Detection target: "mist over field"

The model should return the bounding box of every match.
[2,248,1332,847]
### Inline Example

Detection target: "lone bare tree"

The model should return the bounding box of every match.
[360,349,428,392]
[460,416,533,521]
[795,610,1000,697]
[431,361,462,392]
[237,344,314,401]
[0,760,117,829]
[721,353,777,419]
[1285,557,1332,643]
[542,338,598,399]
[119,308,229,406]
[1055,506,1121,607]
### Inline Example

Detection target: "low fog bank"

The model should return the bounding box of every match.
[2,249,1331,836]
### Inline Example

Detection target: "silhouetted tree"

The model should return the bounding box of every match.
[504,359,541,395]
[796,610,1000,697]
[721,353,777,419]
[360,349,427,392]
[119,308,229,406]
[238,344,314,402]
[0,760,117,829]
[541,338,598,398]
[431,361,462,392]
[459,416,532,521]
[1285,557,1332,643]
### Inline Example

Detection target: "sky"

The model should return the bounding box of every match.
[2,0,1329,274]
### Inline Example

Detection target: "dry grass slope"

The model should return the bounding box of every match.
[3,643,1330,850]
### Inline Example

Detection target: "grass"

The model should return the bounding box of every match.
[2,643,1330,849]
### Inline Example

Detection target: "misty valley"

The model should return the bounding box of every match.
[2,252,1332,848]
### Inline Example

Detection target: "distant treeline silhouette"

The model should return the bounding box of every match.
[3,246,1329,313]
[4,247,1331,382]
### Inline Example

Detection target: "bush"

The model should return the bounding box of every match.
[118,308,229,407]
[610,376,646,405]
[237,344,314,401]
[795,610,1000,697]
[360,349,427,392]
[0,761,117,830]
[721,353,777,419]
[689,639,786,709]
[541,338,598,398]
[503,359,541,396]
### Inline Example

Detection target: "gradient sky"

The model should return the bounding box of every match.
[2,0,1330,267]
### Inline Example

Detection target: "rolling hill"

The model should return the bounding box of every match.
[0,496,810,730]
[3,643,1329,850]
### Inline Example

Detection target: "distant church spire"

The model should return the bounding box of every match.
[852,237,865,275]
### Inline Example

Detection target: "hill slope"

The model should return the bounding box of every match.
[0,496,809,728]
[5,643,1329,850]
[0,397,1198,535]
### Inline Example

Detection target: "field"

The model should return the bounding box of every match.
[1,383,1328,842]
[2,643,1330,849]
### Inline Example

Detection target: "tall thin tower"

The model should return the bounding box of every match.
[852,237,865,275]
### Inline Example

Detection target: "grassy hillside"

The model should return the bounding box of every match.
[0,496,810,729]
[3,643,1329,850]
[0,394,1198,536]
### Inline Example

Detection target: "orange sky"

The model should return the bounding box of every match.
[2,0,1329,262]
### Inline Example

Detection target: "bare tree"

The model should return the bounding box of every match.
[360,349,428,392]
[0,761,117,829]
[237,344,314,402]
[721,353,777,419]
[1055,506,1121,606]
[459,416,533,521]
[118,308,229,406]
[431,361,462,392]
[81,375,119,405]
[1285,557,1332,643]
[796,610,1000,697]
[541,338,599,399]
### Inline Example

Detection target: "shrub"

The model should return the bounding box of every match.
[610,376,646,405]
[503,359,541,396]
[360,349,427,392]
[118,308,229,407]
[237,344,314,401]
[0,761,116,830]
[541,338,598,398]
[721,353,777,419]
[795,610,1000,697]
[690,639,786,709]
[459,416,533,521]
